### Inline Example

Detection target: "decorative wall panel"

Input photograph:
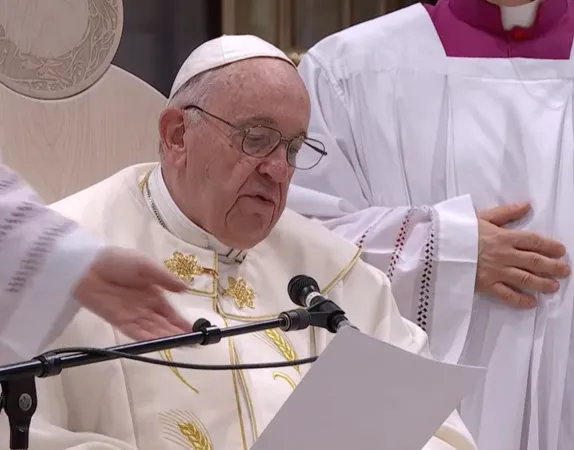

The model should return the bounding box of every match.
[221,0,416,50]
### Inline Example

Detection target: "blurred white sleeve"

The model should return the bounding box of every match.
[0,164,103,363]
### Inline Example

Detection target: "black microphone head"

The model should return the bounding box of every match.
[288,275,320,307]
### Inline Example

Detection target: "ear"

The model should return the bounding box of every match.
[159,107,187,167]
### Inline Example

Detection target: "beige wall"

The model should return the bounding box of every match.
[221,0,415,52]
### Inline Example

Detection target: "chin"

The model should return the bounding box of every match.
[231,224,273,249]
[225,210,278,247]
[239,228,272,248]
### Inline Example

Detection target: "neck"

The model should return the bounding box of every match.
[146,165,248,264]
[162,168,206,232]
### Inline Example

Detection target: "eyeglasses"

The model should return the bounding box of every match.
[182,105,327,170]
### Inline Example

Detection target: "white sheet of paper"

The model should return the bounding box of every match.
[253,327,485,450]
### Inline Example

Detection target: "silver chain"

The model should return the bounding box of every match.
[143,179,169,230]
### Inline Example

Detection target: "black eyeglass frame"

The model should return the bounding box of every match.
[182,104,327,170]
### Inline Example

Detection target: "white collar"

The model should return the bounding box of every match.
[145,165,247,264]
[500,0,541,29]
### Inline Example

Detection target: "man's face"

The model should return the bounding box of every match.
[160,58,310,249]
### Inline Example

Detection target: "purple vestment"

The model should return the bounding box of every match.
[426,0,574,58]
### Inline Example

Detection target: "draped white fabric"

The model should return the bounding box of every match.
[288,4,574,449]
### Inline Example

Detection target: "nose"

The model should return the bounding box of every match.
[257,144,292,183]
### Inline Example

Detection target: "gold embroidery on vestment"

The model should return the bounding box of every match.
[160,349,199,394]
[226,324,249,450]
[165,252,218,283]
[216,310,254,449]
[262,329,300,374]
[232,344,259,441]
[221,276,255,309]
[165,252,203,282]
[160,409,213,450]
[164,252,218,297]
[322,247,363,294]
[214,247,362,321]
[272,372,297,390]
[139,170,152,192]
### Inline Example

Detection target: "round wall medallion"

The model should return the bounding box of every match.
[0,0,123,100]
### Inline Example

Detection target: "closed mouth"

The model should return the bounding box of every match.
[247,194,275,204]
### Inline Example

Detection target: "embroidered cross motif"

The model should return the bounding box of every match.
[164,252,205,283]
[222,276,255,309]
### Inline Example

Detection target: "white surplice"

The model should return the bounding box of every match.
[0,164,102,364]
[0,163,476,450]
[288,4,574,450]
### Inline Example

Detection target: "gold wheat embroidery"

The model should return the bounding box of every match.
[264,329,300,374]
[160,410,213,450]
[178,422,211,450]
[160,350,199,394]
[272,371,297,389]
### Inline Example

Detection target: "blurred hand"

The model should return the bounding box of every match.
[476,202,570,308]
[74,247,192,341]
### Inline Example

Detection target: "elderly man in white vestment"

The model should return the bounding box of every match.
[0,36,476,450]
[286,0,574,449]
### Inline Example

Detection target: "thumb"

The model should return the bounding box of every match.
[479,202,531,226]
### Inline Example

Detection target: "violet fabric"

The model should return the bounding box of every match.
[425,0,574,58]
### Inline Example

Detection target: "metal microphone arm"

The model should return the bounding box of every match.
[288,274,359,333]
[0,307,313,450]
[0,377,36,450]
[305,298,358,333]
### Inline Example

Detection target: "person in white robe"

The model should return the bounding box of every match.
[0,35,476,450]
[0,163,191,365]
[286,0,574,448]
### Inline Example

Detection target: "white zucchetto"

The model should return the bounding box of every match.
[170,34,294,99]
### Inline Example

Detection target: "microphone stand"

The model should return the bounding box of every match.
[0,304,337,450]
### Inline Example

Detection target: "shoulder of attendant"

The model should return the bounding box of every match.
[306,4,430,81]
[50,163,155,225]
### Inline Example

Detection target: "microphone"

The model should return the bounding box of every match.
[288,275,359,333]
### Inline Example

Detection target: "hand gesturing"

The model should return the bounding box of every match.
[74,247,192,341]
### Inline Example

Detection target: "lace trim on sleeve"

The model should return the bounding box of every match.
[353,207,438,333]
[415,206,437,332]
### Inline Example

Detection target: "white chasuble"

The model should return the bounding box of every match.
[288,4,574,450]
[0,163,475,450]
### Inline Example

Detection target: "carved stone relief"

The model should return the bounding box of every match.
[0,0,123,99]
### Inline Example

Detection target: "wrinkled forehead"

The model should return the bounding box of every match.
[209,59,310,128]
[210,59,303,99]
